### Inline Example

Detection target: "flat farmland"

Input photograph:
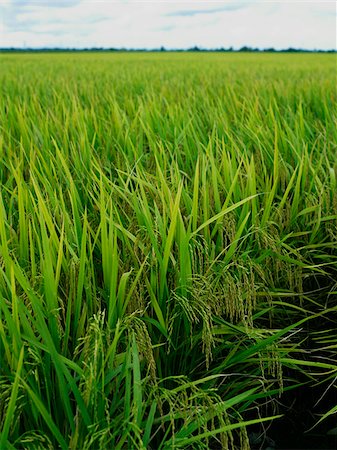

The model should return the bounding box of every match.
[0,52,336,449]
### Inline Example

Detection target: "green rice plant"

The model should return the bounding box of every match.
[0,52,336,448]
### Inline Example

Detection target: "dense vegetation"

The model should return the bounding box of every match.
[0,53,336,449]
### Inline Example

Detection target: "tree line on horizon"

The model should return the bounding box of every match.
[0,45,336,53]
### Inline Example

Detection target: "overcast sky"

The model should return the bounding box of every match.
[0,1,336,50]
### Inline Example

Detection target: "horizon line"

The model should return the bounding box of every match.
[1,46,336,53]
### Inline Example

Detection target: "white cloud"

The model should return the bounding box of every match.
[0,1,336,49]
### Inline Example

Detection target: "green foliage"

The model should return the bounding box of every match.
[0,52,336,448]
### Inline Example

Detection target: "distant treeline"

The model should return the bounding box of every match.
[0,46,336,53]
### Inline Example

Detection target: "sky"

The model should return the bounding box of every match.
[0,1,336,50]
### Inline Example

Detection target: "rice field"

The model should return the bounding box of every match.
[0,52,336,449]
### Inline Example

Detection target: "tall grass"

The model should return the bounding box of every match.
[0,52,336,448]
